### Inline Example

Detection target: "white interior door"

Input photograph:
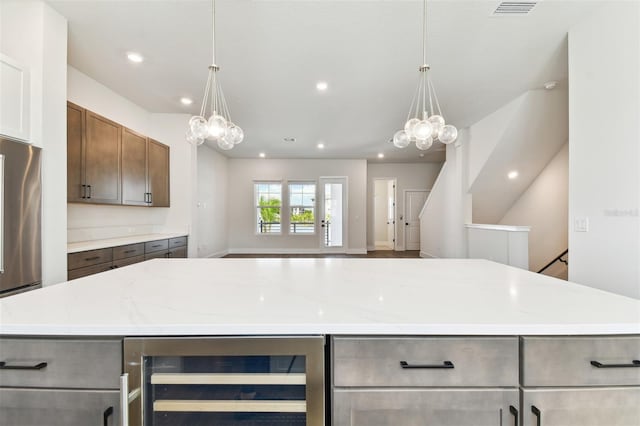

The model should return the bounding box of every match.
[319,177,347,252]
[404,190,428,250]
[387,180,396,249]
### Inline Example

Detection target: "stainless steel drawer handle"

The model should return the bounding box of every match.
[399,360,454,369]
[103,406,113,426]
[0,361,48,370]
[531,405,541,426]
[509,405,518,426]
[590,359,640,368]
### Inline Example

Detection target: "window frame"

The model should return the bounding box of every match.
[254,181,283,236]
[287,181,317,236]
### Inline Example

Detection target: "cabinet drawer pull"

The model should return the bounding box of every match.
[151,244,162,248]
[590,359,640,368]
[509,405,518,426]
[531,405,541,426]
[0,361,48,370]
[103,406,113,426]
[124,249,136,254]
[399,360,454,369]
[85,256,101,261]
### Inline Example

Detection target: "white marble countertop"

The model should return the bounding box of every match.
[67,233,188,253]
[1,259,638,336]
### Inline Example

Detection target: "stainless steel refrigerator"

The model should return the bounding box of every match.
[0,137,41,297]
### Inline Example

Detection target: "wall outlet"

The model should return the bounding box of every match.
[574,217,589,232]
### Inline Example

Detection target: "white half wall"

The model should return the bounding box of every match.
[367,162,442,250]
[500,143,568,273]
[197,145,229,258]
[67,67,194,247]
[568,2,640,299]
[1,0,68,286]
[227,159,367,253]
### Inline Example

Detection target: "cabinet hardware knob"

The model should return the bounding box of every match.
[103,406,113,426]
[0,361,48,370]
[399,360,454,369]
[531,405,541,426]
[591,359,640,368]
[509,405,518,426]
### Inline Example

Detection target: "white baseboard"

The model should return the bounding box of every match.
[367,245,376,251]
[205,249,229,258]
[420,250,438,258]
[346,248,367,255]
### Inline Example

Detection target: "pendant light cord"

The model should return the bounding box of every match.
[211,0,216,66]
[422,0,427,65]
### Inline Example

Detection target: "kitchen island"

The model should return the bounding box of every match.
[1,258,639,426]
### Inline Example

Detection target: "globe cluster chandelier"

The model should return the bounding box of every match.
[392,0,457,150]
[186,0,244,149]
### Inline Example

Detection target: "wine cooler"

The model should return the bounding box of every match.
[123,336,324,426]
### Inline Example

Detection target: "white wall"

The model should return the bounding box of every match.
[227,159,367,253]
[197,145,229,258]
[67,67,195,247]
[568,2,640,299]
[1,0,68,286]
[367,162,442,250]
[500,143,568,272]
[420,130,471,258]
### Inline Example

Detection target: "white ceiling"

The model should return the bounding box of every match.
[47,0,603,162]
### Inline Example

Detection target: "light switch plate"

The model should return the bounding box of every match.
[574,217,589,232]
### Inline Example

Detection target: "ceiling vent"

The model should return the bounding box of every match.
[493,2,539,16]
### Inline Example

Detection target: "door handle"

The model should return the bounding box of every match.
[400,360,454,369]
[509,405,518,426]
[87,185,92,199]
[148,192,152,204]
[591,359,640,368]
[81,184,87,199]
[405,222,409,226]
[103,406,113,426]
[531,405,541,426]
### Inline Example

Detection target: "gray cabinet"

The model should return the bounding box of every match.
[0,338,123,426]
[332,336,520,426]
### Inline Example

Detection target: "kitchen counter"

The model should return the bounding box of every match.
[67,233,188,253]
[0,259,638,336]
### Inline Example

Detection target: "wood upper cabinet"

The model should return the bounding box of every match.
[147,138,170,207]
[66,102,121,204]
[67,101,170,207]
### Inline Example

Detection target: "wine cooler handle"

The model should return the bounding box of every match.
[531,405,541,426]
[509,405,518,426]
[103,406,113,426]
[399,360,454,369]
[120,373,129,426]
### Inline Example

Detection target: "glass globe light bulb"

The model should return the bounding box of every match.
[413,120,433,141]
[438,124,458,144]
[217,137,235,150]
[185,129,204,146]
[404,118,421,139]
[227,123,244,144]
[393,130,410,148]
[428,115,445,139]
[207,114,228,140]
[415,137,433,151]
[189,116,210,140]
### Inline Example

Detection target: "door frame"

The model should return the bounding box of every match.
[403,189,429,251]
[318,176,348,253]
[372,177,397,251]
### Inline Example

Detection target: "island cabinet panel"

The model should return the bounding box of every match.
[121,127,148,206]
[0,337,123,426]
[147,139,170,207]
[334,389,519,426]
[84,110,122,205]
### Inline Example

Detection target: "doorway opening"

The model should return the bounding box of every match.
[373,178,396,251]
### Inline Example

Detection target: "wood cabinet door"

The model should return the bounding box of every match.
[85,111,121,204]
[67,102,85,202]
[147,139,170,207]
[121,127,148,206]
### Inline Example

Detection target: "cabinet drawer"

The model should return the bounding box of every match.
[334,388,519,426]
[0,338,121,389]
[168,246,187,258]
[112,254,145,268]
[0,388,120,426]
[145,239,168,253]
[67,262,112,280]
[168,236,187,248]
[145,250,168,260]
[113,243,144,260]
[521,336,640,386]
[68,248,112,270]
[522,387,640,426]
[333,336,519,387]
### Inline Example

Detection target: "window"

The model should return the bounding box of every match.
[255,182,282,234]
[289,182,316,234]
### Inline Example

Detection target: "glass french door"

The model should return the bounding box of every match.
[318,177,347,252]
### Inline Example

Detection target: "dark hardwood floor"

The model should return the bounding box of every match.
[224,250,421,258]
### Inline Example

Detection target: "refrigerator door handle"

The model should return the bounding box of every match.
[0,153,4,274]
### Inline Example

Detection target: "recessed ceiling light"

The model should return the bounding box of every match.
[377,153,384,159]
[317,143,325,149]
[508,170,519,179]
[180,97,193,105]
[544,81,558,90]
[126,52,144,63]
[283,137,296,143]
[316,81,328,91]
[259,153,266,158]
